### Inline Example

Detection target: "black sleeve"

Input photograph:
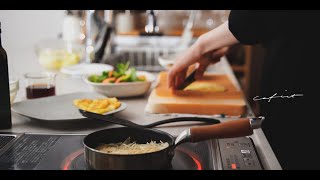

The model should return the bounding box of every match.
[228,10,265,45]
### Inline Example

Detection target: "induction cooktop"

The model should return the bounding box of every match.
[0,133,263,170]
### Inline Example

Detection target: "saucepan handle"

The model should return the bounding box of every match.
[190,118,253,142]
[174,117,265,146]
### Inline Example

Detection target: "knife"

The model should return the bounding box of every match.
[176,69,197,90]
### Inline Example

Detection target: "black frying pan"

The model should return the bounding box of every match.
[83,113,265,170]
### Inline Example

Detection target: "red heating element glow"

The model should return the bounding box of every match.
[61,148,203,170]
[189,155,202,170]
[61,149,84,170]
[177,148,203,170]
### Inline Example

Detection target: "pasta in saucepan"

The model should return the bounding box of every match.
[96,140,169,155]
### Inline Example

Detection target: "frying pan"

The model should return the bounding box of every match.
[82,111,264,170]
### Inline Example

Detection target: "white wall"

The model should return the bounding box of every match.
[0,10,64,77]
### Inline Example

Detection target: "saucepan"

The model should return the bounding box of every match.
[81,110,264,170]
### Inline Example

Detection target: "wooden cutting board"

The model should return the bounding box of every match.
[146,72,246,116]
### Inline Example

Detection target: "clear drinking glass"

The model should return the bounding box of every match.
[24,72,56,99]
[8,56,19,104]
[9,77,19,104]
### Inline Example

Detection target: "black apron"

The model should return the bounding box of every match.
[229,10,320,169]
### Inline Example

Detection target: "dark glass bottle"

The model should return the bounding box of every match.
[0,22,12,129]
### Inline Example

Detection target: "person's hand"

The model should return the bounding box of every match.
[168,46,229,89]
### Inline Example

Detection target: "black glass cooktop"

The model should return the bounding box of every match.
[0,133,262,170]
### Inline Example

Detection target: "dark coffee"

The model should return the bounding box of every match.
[26,84,55,99]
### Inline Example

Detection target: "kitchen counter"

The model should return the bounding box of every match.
[1,57,282,170]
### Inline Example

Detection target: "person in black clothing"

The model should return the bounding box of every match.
[168,10,320,170]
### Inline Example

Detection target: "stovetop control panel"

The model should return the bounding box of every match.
[218,137,263,170]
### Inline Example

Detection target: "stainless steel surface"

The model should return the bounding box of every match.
[250,116,265,129]
[108,36,187,72]
[184,10,197,32]
[85,10,94,63]
[95,10,115,62]
[109,42,172,71]
[5,57,282,170]
[85,10,114,63]
[210,139,222,170]
[145,10,159,33]
[104,10,114,25]
[178,10,198,49]
[174,129,191,146]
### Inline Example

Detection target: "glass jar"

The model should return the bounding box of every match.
[24,72,56,99]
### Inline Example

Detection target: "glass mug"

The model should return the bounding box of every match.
[24,72,56,99]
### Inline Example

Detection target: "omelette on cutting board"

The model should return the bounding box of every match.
[145,72,246,116]
[184,82,226,92]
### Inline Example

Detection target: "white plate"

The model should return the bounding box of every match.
[11,92,126,121]
[60,63,113,76]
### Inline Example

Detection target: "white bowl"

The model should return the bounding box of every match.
[83,71,155,98]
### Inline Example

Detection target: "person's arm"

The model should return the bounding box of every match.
[168,21,239,89]
[197,21,239,56]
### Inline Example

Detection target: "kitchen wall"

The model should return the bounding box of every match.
[0,10,64,77]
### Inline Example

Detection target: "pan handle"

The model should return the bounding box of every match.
[174,116,265,146]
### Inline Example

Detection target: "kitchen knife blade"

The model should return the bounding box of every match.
[176,69,197,90]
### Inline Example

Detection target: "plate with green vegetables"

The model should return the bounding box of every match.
[83,62,156,97]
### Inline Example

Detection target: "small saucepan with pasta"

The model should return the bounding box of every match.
[83,117,264,170]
